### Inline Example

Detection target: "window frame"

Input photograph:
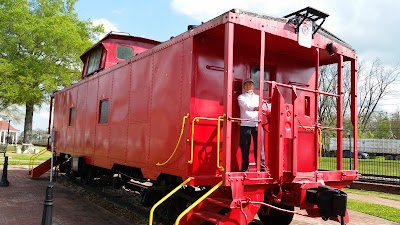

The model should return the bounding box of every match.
[69,107,76,126]
[116,44,134,60]
[250,65,270,91]
[85,46,103,76]
[98,99,109,124]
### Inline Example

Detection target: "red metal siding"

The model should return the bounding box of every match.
[109,65,130,162]
[94,73,112,166]
[65,89,77,153]
[74,82,88,156]
[83,79,98,162]
[149,43,187,174]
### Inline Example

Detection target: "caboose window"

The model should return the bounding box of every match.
[86,47,102,75]
[69,107,75,126]
[116,45,134,60]
[99,99,109,124]
[250,66,269,91]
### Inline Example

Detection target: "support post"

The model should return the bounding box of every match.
[336,55,344,170]
[351,58,358,170]
[315,48,320,168]
[257,30,265,172]
[223,22,234,174]
[41,184,54,225]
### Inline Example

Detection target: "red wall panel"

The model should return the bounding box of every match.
[83,78,98,158]
[65,87,77,153]
[74,82,88,155]
[95,73,112,159]
[109,65,130,161]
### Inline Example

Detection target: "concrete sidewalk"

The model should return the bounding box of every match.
[346,192,400,210]
[0,166,131,225]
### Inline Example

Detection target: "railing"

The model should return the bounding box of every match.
[149,177,192,225]
[175,181,223,225]
[156,113,189,166]
[265,80,354,172]
[189,115,226,171]
[28,149,48,176]
[319,146,400,184]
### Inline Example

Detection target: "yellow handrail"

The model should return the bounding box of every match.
[217,114,226,171]
[156,113,189,166]
[149,177,191,225]
[29,148,49,175]
[318,128,323,161]
[189,116,223,165]
[175,181,223,225]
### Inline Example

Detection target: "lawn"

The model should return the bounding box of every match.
[0,145,52,165]
[343,188,400,201]
[318,156,400,177]
[347,199,400,223]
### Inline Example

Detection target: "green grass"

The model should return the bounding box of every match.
[318,157,400,176]
[343,188,400,201]
[347,199,400,223]
[0,146,51,165]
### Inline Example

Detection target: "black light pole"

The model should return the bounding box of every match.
[0,118,10,187]
[6,119,10,144]
[347,130,352,170]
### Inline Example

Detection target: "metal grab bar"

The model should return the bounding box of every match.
[265,81,340,97]
[189,115,226,172]
[149,177,191,225]
[175,181,223,225]
[217,115,225,171]
[156,113,189,166]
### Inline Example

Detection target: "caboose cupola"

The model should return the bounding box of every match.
[80,32,160,79]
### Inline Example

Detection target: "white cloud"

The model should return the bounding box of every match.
[112,8,126,15]
[92,18,120,40]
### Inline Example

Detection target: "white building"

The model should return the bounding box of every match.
[0,119,19,144]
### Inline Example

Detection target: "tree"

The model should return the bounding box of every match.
[358,59,399,134]
[0,58,15,111]
[390,112,400,139]
[0,0,103,148]
[318,58,400,137]
[370,112,393,139]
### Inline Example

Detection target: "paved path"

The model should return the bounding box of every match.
[347,192,400,209]
[0,166,398,225]
[0,166,131,225]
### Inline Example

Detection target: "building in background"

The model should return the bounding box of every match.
[0,118,19,144]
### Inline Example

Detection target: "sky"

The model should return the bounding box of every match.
[14,0,400,131]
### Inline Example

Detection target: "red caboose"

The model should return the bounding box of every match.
[32,7,360,225]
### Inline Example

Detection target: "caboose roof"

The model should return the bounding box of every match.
[174,8,357,65]
[233,8,354,51]
[80,32,161,59]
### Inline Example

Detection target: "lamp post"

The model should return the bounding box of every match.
[6,119,11,144]
[0,117,10,187]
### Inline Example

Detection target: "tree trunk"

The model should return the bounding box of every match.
[22,102,34,151]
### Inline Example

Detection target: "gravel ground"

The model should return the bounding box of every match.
[58,177,398,225]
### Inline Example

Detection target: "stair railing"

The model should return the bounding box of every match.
[175,180,223,225]
[28,149,48,176]
[149,177,192,225]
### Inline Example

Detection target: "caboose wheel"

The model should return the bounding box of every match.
[80,165,94,185]
[257,203,294,225]
[58,153,67,173]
